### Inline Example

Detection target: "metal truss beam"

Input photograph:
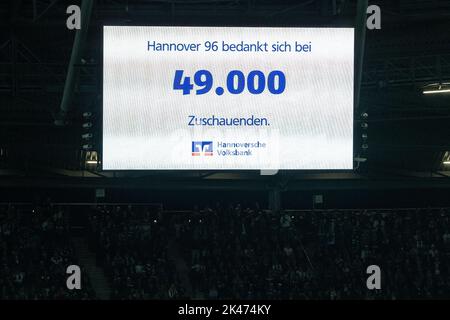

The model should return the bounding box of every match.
[56,0,94,126]
[362,54,450,88]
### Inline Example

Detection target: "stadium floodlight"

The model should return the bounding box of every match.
[423,89,450,95]
[442,152,450,165]
[86,160,98,164]
[423,83,450,95]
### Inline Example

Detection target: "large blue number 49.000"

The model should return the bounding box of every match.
[173,70,193,95]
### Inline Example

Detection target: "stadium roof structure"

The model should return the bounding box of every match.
[1,0,450,191]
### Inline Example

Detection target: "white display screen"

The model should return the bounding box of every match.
[103,26,354,170]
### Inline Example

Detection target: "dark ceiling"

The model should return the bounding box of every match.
[0,0,450,182]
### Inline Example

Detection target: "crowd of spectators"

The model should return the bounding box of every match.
[174,204,311,299]
[0,204,94,299]
[87,205,184,299]
[1,201,449,300]
[297,207,450,299]
[174,205,450,299]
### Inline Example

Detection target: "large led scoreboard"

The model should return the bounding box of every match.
[102,26,354,170]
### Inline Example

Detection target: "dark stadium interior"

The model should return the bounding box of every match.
[1,0,450,301]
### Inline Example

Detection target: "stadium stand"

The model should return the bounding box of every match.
[175,205,450,299]
[87,205,184,299]
[3,202,448,300]
[0,204,95,299]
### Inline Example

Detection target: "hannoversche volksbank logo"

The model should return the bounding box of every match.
[192,141,213,156]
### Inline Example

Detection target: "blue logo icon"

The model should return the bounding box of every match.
[192,141,213,156]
